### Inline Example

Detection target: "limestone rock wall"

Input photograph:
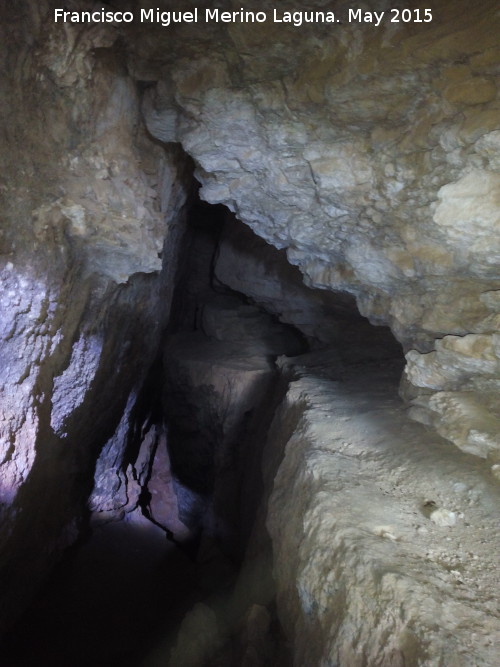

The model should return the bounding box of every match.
[1,0,499,656]
[266,352,500,666]
[138,0,500,462]
[0,2,191,629]
[214,216,360,346]
[161,211,305,555]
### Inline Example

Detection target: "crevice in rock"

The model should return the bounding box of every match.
[0,185,406,666]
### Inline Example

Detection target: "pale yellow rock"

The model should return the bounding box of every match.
[459,107,500,143]
[438,334,496,362]
[426,391,500,458]
[434,171,500,272]
[444,78,496,105]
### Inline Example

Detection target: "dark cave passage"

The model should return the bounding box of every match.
[1,194,404,667]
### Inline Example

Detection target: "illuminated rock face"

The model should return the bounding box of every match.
[266,353,500,667]
[1,0,500,662]
[139,0,500,464]
[0,2,191,626]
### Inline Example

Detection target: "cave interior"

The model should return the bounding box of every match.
[1,183,404,666]
[1,2,500,666]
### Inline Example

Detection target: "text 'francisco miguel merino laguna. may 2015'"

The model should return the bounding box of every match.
[53,7,434,28]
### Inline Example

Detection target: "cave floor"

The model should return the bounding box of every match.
[2,515,200,667]
[3,346,500,665]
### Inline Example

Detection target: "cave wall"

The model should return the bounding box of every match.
[265,352,500,666]
[1,0,500,658]
[138,0,500,464]
[0,1,191,628]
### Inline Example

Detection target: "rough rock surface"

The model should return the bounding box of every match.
[163,297,302,555]
[1,0,500,663]
[215,218,369,347]
[0,1,191,629]
[266,351,500,666]
[138,0,500,462]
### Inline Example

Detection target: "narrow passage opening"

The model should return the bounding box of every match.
[1,191,404,666]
